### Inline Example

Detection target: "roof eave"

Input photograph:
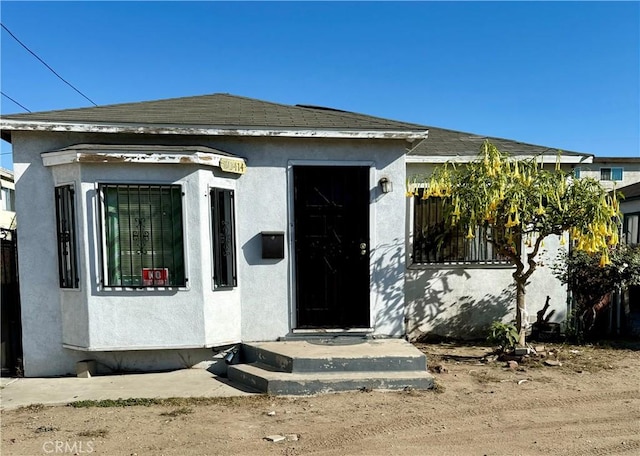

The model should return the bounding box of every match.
[0,119,428,141]
[406,154,593,165]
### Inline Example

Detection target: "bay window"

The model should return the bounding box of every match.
[99,184,186,287]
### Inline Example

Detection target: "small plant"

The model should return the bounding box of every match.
[487,321,519,352]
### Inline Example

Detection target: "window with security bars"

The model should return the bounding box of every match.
[100,184,186,287]
[211,188,237,288]
[55,185,79,288]
[413,193,508,264]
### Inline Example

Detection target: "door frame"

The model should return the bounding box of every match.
[287,160,377,333]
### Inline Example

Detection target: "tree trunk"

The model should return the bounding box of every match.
[515,277,527,346]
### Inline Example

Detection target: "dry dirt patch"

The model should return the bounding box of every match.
[2,343,639,456]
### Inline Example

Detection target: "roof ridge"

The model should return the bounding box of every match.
[212,94,426,130]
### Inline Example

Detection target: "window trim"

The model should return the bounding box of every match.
[623,212,640,245]
[97,182,189,290]
[54,184,80,288]
[210,187,237,289]
[600,167,624,181]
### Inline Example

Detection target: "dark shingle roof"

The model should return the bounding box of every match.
[408,125,589,158]
[1,93,593,160]
[619,182,640,200]
[294,106,590,158]
[1,93,425,131]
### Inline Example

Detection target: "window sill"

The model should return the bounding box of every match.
[98,286,190,292]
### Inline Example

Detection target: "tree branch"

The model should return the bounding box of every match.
[523,234,545,281]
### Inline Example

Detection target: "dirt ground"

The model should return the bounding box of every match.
[2,342,639,456]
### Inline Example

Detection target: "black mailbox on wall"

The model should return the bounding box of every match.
[261,231,285,259]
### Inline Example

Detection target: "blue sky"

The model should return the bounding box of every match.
[1,1,638,170]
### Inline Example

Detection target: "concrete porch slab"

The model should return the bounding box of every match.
[228,338,434,395]
[242,338,427,373]
[247,338,425,359]
[229,363,434,395]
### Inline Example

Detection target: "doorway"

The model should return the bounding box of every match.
[293,166,370,329]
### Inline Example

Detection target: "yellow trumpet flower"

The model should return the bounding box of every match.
[466,226,475,239]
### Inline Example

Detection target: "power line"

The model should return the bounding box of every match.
[1,91,31,112]
[1,23,97,107]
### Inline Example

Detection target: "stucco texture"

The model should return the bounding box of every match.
[12,131,408,376]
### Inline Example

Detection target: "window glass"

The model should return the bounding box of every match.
[100,184,185,287]
[625,213,639,245]
[601,167,623,181]
[55,185,79,288]
[1,188,15,211]
[211,188,237,288]
[611,168,623,181]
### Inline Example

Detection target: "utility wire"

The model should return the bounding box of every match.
[1,23,97,106]
[1,91,31,112]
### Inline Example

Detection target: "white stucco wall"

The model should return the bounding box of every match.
[12,133,83,376]
[207,136,408,340]
[405,163,569,340]
[12,132,245,375]
[12,131,408,376]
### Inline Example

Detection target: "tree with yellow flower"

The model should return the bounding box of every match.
[410,141,620,347]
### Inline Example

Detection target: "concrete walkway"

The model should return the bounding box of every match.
[0,368,255,410]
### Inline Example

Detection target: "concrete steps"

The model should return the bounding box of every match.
[227,339,434,395]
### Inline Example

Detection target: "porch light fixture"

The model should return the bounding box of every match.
[379,177,393,193]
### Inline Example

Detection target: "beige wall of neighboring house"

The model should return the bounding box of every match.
[0,168,16,230]
[574,157,640,191]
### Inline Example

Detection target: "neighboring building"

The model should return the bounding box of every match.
[618,181,640,245]
[1,168,19,374]
[615,181,640,336]
[0,94,591,376]
[0,168,16,230]
[574,157,640,191]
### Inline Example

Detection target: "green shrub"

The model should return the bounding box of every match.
[487,321,519,351]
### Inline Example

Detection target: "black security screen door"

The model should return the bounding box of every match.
[294,166,370,328]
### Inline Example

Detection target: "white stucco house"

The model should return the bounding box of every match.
[0,94,592,377]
